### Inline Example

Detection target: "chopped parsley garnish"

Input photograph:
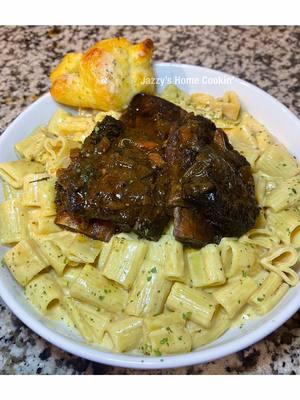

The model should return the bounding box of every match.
[182,311,192,320]
[160,337,169,346]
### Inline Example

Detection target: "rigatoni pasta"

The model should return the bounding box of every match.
[25,272,62,314]
[189,307,230,349]
[14,126,48,163]
[102,236,148,289]
[144,311,185,332]
[3,239,49,286]
[108,317,144,352]
[240,228,280,249]
[70,264,128,313]
[22,173,56,216]
[166,282,217,328]
[248,272,289,314]
[225,126,260,167]
[2,180,23,200]
[0,199,28,244]
[44,136,80,176]
[213,276,257,318]
[148,323,192,355]
[259,246,299,286]
[47,108,95,142]
[68,298,112,344]
[126,259,172,317]
[219,238,257,278]
[185,244,225,287]
[264,175,300,212]
[266,209,300,248]
[254,144,299,178]
[0,160,44,188]
[163,238,185,281]
[0,86,299,356]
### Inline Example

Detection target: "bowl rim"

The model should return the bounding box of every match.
[0,61,299,370]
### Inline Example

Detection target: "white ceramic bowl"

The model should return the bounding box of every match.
[0,62,299,369]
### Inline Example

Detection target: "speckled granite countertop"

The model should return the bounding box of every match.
[0,26,299,375]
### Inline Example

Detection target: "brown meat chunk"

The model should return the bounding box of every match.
[173,207,215,247]
[182,130,258,237]
[55,94,258,246]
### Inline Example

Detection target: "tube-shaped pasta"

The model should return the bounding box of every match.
[3,239,49,286]
[33,215,62,235]
[220,91,241,120]
[225,126,260,167]
[248,272,289,314]
[190,92,223,119]
[148,324,192,355]
[47,231,78,255]
[97,240,114,271]
[264,175,300,212]
[26,209,43,240]
[100,333,115,351]
[255,144,299,178]
[76,302,112,343]
[219,238,257,278]
[144,311,185,332]
[44,136,80,176]
[240,112,273,152]
[102,236,148,289]
[185,244,225,287]
[97,233,135,271]
[108,317,144,352]
[213,276,257,318]
[189,307,230,349]
[22,173,49,206]
[2,181,23,200]
[226,125,257,149]
[62,296,95,342]
[266,209,300,248]
[25,272,62,314]
[58,265,83,289]
[250,271,281,304]
[240,228,280,249]
[252,172,284,207]
[166,282,217,328]
[36,239,68,276]
[70,264,128,313]
[145,236,169,266]
[0,160,44,188]
[14,126,48,163]
[47,108,95,142]
[164,238,185,281]
[22,173,56,216]
[253,172,268,206]
[260,246,299,286]
[126,259,172,317]
[0,199,28,244]
[66,234,102,264]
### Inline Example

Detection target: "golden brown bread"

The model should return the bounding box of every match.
[50,37,155,111]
